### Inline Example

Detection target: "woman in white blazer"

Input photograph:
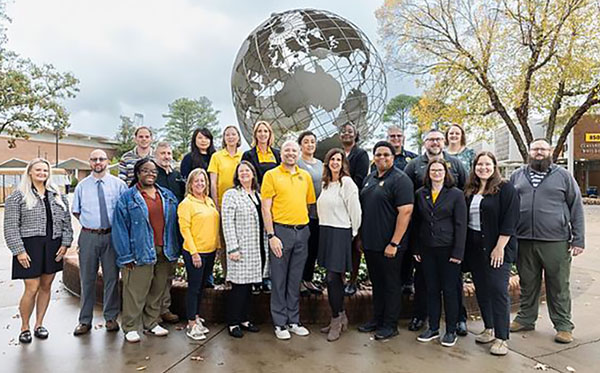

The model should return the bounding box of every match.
[221,161,268,338]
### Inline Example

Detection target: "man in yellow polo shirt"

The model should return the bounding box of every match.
[261,140,316,340]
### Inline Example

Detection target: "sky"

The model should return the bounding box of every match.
[5,0,419,140]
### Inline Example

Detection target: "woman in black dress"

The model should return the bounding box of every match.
[3,158,73,344]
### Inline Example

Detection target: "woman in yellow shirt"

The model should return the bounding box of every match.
[178,168,220,341]
[208,125,243,208]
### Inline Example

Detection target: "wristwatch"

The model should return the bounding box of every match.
[390,241,400,248]
[267,233,275,239]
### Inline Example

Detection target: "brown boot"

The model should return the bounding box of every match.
[327,315,343,342]
[340,310,348,332]
[320,319,332,334]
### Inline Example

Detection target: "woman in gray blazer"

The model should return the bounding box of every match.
[221,161,268,338]
[3,158,73,344]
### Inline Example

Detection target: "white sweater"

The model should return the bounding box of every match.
[316,176,362,237]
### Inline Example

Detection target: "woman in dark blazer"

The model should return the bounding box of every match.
[241,121,281,186]
[412,159,467,348]
[464,151,519,356]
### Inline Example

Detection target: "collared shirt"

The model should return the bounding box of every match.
[257,147,277,163]
[360,167,414,252]
[138,186,165,247]
[207,148,243,206]
[261,164,316,225]
[177,194,220,254]
[72,173,128,229]
[156,166,185,202]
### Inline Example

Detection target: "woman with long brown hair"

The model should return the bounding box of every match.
[317,148,362,341]
[464,151,519,355]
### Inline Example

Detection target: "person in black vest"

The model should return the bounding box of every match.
[412,159,467,347]
[180,128,216,179]
[339,122,370,296]
[464,151,519,355]
[358,141,413,340]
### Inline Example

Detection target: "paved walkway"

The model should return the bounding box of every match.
[0,206,598,373]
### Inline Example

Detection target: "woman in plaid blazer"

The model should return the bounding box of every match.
[221,161,268,338]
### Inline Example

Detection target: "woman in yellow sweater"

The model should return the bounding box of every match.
[178,168,220,341]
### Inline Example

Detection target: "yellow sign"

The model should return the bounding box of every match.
[586,133,600,142]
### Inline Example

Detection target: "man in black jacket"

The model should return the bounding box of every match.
[154,141,185,324]
[339,122,370,296]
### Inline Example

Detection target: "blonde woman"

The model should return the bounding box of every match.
[242,120,281,185]
[3,158,73,344]
[178,168,220,341]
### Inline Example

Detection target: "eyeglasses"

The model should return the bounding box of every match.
[139,168,158,175]
[426,138,444,143]
[389,134,403,139]
[374,153,393,158]
[90,157,108,163]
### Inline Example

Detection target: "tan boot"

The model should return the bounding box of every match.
[555,331,573,344]
[340,310,348,332]
[509,320,534,332]
[327,315,343,342]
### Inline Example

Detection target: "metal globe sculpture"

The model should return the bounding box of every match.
[231,9,387,148]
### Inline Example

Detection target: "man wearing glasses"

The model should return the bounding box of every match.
[509,138,585,344]
[72,149,127,336]
[387,126,418,171]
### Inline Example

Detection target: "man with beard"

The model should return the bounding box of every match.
[404,129,469,335]
[72,149,128,336]
[509,138,585,344]
[339,122,370,296]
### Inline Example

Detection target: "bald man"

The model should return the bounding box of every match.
[72,149,128,336]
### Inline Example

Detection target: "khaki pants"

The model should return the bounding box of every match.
[515,240,574,332]
[121,246,174,332]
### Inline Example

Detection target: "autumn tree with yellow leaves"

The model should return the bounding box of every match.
[376,0,600,161]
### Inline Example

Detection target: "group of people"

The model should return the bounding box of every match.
[4,121,585,356]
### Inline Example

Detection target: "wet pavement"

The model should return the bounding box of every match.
[1,206,599,373]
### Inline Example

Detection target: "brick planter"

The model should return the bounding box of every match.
[63,253,540,324]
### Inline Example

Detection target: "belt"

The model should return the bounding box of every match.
[81,227,111,235]
[275,223,307,230]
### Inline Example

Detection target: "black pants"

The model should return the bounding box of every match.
[413,261,428,321]
[227,283,252,326]
[326,271,344,317]
[401,249,414,286]
[302,218,320,282]
[466,229,511,340]
[364,250,403,329]
[183,251,215,321]
[422,247,461,333]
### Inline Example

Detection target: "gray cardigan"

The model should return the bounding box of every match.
[510,165,585,248]
[4,189,74,255]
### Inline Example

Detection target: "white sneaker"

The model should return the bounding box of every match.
[146,324,169,337]
[287,323,310,336]
[196,319,209,334]
[274,326,291,340]
[186,324,206,341]
[124,331,141,343]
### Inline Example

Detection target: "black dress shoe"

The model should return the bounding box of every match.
[73,323,92,336]
[344,283,357,297]
[358,319,378,333]
[19,330,32,344]
[105,320,120,332]
[34,326,49,339]
[251,284,261,295]
[228,325,243,338]
[456,321,468,336]
[408,317,425,332]
[262,279,272,294]
[374,327,399,340]
[240,322,260,333]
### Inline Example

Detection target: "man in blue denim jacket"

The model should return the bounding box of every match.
[112,158,181,343]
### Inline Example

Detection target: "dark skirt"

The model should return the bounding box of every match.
[317,226,352,273]
[12,236,63,280]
